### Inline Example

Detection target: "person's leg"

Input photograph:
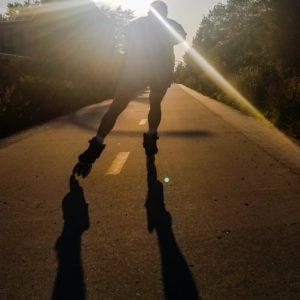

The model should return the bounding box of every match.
[73,84,138,178]
[143,87,168,156]
[96,86,135,143]
[147,87,168,135]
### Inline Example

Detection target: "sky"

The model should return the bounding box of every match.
[0,0,226,60]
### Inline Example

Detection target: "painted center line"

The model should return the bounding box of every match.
[139,119,147,125]
[106,152,130,175]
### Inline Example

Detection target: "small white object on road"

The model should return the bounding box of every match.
[139,119,147,125]
[106,152,130,175]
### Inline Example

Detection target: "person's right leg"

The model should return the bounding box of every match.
[96,85,136,143]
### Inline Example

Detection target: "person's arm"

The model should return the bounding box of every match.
[167,19,187,45]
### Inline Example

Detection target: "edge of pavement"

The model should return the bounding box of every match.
[0,100,113,150]
[178,84,300,176]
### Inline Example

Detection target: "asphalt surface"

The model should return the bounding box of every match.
[1,84,300,299]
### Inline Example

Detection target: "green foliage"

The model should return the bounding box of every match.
[4,1,40,20]
[175,0,300,137]
[0,57,116,137]
[0,4,134,137]
[102,6,135,52]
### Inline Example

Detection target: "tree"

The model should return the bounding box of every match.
[175,0,300,136]
[100,6,135,53]
[4,1,40,20]
[0,3,138,137]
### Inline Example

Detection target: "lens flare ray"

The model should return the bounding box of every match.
[149,6,300,168]
[150,7,263,119]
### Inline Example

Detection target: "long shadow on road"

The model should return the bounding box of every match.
[52,175,89,300]
[66,103,213,140]
[51,160,200,299]
[145,156,200,300]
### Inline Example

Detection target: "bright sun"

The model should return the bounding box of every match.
[94,0,152,16]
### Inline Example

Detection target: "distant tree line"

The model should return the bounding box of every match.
[175,0,300,137]
[0,0,40,20]
[0,1,134,137]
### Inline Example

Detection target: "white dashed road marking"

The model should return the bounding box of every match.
[139,119,147,125]
[106,152,130,175]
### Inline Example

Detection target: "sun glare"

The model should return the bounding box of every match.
[94,0,152,16]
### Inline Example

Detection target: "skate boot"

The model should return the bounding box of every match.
[143,133,159,157]
[73,137,105,178]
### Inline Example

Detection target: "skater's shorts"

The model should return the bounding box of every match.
[117,64,173,94]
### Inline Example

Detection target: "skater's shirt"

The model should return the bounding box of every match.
[121,14,186,90]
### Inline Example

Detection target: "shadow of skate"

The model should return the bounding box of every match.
[66,110,215,139]
[52,175,89,300]
[145,156,200,300]
[112,129,213,138]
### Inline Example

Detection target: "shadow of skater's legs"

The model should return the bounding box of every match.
[52,175,90,300]
[145,156,200,300]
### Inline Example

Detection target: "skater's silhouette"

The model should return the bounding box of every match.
[145,156,200,299]
[52,175,89,300]
[73,1,186,177]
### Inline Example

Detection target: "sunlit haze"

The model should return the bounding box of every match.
[1,0,226,60]
[94,0,227,61]
[2,0,298,146]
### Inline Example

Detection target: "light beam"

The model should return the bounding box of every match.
[150,6,263,119]
[149,6,300,172]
